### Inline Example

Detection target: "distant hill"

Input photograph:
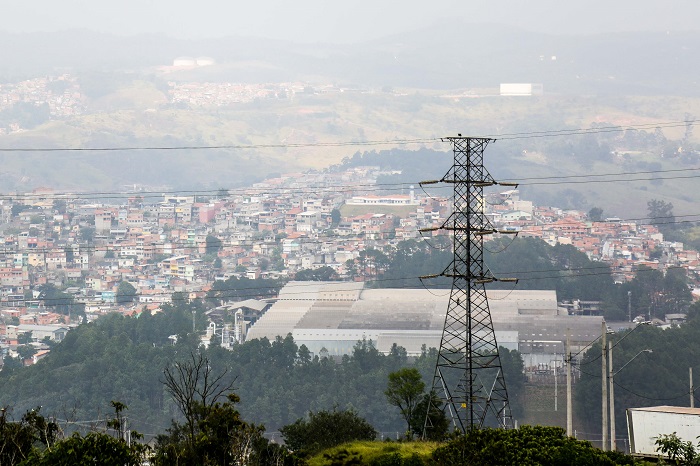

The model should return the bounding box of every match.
[0,26,699,216]
[1,26,700,95]
[0,87,698,219]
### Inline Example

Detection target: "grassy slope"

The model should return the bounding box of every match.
[307,440,438,466]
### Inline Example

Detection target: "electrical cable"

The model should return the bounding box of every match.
[2,164,700,203]
[0,137,440,152]
[9,257,690,308]
[2,206,699,257]
[0,117,694,153]
[613,380,690,402]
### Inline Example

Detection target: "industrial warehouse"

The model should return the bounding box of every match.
[246,281,603,369]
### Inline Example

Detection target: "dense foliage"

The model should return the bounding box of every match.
[0,297,526,439]
[379,236,692,321]
[206,275,286,304]
[576,307,700,441]
[0,407,59,465]
[384,368,426,436]
[26,431,145,466]
[280,408,377,456]
[430,426,637,466]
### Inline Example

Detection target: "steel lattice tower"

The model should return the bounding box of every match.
[423,136,515,434]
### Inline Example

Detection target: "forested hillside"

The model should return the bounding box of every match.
[1,235,695,444]
[575,305,700,440]
[0,298,524,439]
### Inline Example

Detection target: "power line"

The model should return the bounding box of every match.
[495,120,696,141]
[612,380,690,402]
[0,138,440,152]
[515,166,700,182]
[0,207,697,257]
[14,259,690,309]
[521,172,700,187]
[0,117,695,153]
[20,277,449,307]
[0,182,443,202]
[2,164,700,203]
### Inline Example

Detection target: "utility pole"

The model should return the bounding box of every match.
[421,136,517,434]
[609,340,616,451]
[628,291,632,322]
[691,367,695,408]
[602,320,608,451]
[610,348,652,451]
[554,354,558,412]
[566,330,573,436]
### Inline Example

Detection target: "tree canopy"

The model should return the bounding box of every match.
[430,425,636,466]
[385,368,425,437]
[280,408,376,456]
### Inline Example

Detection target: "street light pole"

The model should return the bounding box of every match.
[566,320,648,445]
[609,348,652,451]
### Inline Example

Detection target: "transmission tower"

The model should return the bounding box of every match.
[421,136,517,434]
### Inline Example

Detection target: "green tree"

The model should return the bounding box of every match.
[36,284,80,316]
[28,401,149,465]
[16,345,36,361]
[153,393,269,466]
[663,267,693,315]
[159,352,236,461]
[628,264,665,320]
[358,248,390,281]
[588,207,604,222]
[280,408,376,456]
[116,281,137,304]
[0,407,59,466]
[63,247,74,263]
[26,432,145,466]
[17,332,32,345]
[648,199,676,232]
[331,208,342,226]
[411,391,449,440]
[205,235,223,254]
[655,432,698,465]
[11,204,30,217]
[431,425,635,466]
[80,226,96,243]
[385,368,425,437]
[295,266,339,281]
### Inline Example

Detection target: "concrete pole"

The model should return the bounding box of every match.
[691,367,695,408]
[609,340,616,451]
[554,355,558,412]
[566,330,573,436]
[602,320,608,451]
[628,291,632,322]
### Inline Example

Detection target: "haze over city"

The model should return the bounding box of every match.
[1,2,700,464]
[4,0,700,42]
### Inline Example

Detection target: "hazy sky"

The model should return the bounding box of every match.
[3,0,700,42]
